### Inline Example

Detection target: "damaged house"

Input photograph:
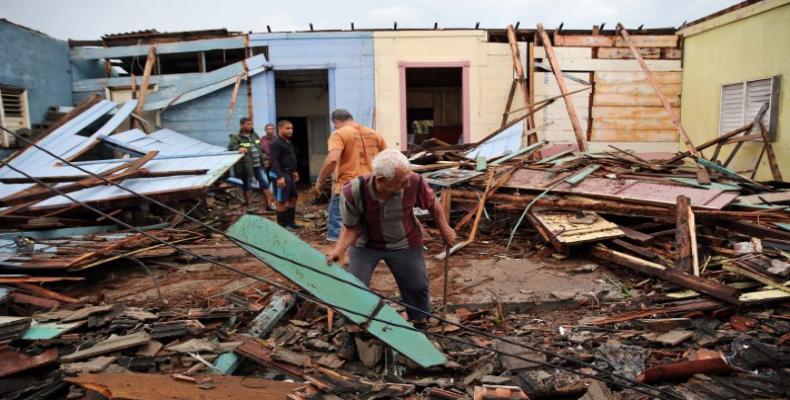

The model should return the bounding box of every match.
[0,0,788,399]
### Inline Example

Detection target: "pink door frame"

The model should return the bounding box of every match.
[398,61,471,150]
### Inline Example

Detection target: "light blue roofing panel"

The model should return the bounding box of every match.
[22,320,83,340]
[107,129,226,155]
[0,100,116,179]
[143,55,268,111]
[0,100,136,181]
[465,122,526,161]
[31,153,241,210]
[226,215,447,368]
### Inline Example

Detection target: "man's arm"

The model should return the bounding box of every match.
[326,224,362,264]
[315,149,342,193]
[430,200,457,245]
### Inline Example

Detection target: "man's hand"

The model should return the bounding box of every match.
[238,147,248,154]
[325,248,341,265]
[314,180,324,195]
[440,226,457,245]
[277,177,286,188]
[292,171,300,183]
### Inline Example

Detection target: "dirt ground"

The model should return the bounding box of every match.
[66,188,623,316]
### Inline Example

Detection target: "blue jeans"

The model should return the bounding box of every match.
[241,166,269,192]
[327,194,342,241]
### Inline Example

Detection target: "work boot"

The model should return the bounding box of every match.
[411,318,430,331]
[286,208,303,230]
[276,211,288,227]
[336,332,357,361]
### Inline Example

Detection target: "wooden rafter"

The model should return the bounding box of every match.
[536,24,588,152]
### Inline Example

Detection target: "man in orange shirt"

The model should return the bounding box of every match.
[315,109,386,242]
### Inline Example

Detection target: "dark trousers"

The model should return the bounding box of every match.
[348,246,430,320]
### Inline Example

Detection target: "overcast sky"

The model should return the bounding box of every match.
[4,0,740,40]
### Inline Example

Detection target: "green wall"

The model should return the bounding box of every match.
[680,2,789,181]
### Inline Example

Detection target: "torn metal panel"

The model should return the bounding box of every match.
[465,121,526,160]
[226,215,448,368]
[106,128,227,155]
[0,100,117,180]
[423,168,484,188]
[503,168,739,209]
[532,210,624,244]
[143,54,268,111]
[59,100,138,160]
[0,346,58,378]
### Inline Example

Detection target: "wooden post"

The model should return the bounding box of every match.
[757,120,783,181]
[527,38,536,129]
[723,102,769,168]
[440,188,453,222]
[501,81,517,127]
[674,195,693,274]
[536,24,588,152]
[506,25,537,143]
[226,74,244,126]
[133,47,157,127]
[616,24,710,184]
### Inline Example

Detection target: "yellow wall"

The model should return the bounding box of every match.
[680,1,790,180]
[373,30,525,148]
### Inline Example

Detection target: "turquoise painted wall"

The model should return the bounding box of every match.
[0,20,73,126]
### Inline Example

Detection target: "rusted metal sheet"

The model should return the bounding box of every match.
[503,168,738,209]
[532,210,624,244]
[0,346,58,378]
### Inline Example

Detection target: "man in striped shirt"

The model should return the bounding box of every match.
[326,149,456,327]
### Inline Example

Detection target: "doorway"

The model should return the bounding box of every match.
[400,64,469,149]
[274,69,330,181]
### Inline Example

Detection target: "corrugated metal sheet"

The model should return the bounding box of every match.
[0,102,242,210]
[465,122,525,160]
[0,100,117,179]
[504,168,739,209]
[108,128,226,155]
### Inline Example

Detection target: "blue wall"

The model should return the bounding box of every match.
[0,20,73,126]
[162,80,251,147]
[67,31,375,151]
[249,32,375,133]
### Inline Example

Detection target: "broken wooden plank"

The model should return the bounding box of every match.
[757,120,783,181]
[674,195,693,274]
[226,215,447,368]
[0,347,58,378]
[507,25,535,138]
[245,290,295,338]
[537,24,588,152]
[133,47,157,118]
[590,244,741,304]
[61,331,151,362]
[531,210,624,245]
[616,24,708,184]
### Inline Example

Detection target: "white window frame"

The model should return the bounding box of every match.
[0,86,31,148]
[718,75,780,141]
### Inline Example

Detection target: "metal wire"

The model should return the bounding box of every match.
[0,126,683,399]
